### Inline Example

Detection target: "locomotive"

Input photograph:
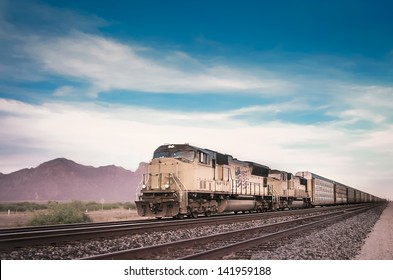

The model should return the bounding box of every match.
[135,144,383,219]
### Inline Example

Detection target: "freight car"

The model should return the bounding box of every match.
[135,144,382,219]
[294,171,378,206]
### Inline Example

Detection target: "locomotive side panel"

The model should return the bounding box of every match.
[230,161,250,196]
[293,176,308,198]
[268,171,288,198]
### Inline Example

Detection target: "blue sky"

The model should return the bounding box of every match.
[0,0,392,199]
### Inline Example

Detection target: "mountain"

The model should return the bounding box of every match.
[0,158,147,202]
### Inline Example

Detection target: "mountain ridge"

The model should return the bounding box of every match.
[0,158,147,202]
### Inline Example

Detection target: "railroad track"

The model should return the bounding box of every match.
[0,218,155,235]
[81,204,376,260]
[1,204,363,250]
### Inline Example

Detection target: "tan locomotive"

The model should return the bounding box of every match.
[135,144,382,219]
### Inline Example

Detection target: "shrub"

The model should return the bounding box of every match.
[0,202,48,212]
[102,202,122,210]
[122,202,136,210]
[85,201,100,211]
[29,202,91,226]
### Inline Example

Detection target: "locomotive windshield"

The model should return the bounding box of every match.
[153,150,195,162]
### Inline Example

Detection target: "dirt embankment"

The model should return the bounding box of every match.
[356,202,393,260]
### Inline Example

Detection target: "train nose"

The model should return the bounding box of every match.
[135,200,180,218]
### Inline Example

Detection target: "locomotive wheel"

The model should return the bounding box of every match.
[191,211,198,218]
[204,211,212,217]
[174,214,184,219]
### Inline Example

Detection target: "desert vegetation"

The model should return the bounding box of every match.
[0,202,48,212]
[0,201,137,226]
[29,201,91,225]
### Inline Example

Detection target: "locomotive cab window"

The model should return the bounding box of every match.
[173,150,195,162]
[153,150,195,162]
[199,151,209,164]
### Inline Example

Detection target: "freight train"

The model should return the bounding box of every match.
[135,144,384,219]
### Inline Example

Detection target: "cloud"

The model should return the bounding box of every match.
[1,2,292,97]
[53,86,76,97]
[327,84,393,129]
[0,0,107,83]
[24,32,293,96]
[1,98,392,199]
[353,127,393,152]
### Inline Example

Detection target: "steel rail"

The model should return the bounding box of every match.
[80,204,375,260]
[0,218,154,234]
[0,205,338,234]
[180,204,376,260]
[1,204,364,249]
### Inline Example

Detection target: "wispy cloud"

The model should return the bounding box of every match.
[327,84,393,129]
[23,32,293,97]
[0,0,107,83]
[0,98,333,169]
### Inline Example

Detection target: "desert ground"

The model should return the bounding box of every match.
[0,209,146,228]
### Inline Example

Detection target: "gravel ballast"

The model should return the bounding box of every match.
[250,204,387,260]
[0,205,386,260]
[1,214,308,260]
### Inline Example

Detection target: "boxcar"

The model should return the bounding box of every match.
[295,172,335,206]
[334,182,348,204]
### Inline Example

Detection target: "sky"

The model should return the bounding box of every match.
[0,0,392,200]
